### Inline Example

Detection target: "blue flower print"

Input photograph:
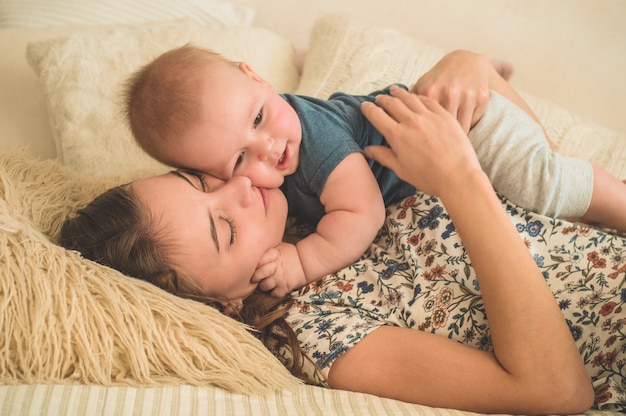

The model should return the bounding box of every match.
[357,281,374,294]
[526,220,543,237]
[379,259,409,280]
[283,191,626,409]
[566,319,583,341]
[441,222,456,239]
[314,319,334,335]
[407,283,422,307]
[418,205,444,230]
[333,325,347,335]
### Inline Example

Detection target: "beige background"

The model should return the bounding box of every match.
[2,0,624,161]
[231,0,626,137]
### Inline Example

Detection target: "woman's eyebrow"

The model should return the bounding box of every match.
[209,214,220,253]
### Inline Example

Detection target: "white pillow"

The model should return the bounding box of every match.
[298,15,626,179]
[26,20,299,181]
[296,15,445,99]
[1,0,253,162]
[1,24,147,161]
[0,0,253,27]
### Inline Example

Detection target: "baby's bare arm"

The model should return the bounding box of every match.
[253,153,385,296]
[296,153,385,284]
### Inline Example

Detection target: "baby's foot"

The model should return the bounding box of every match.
[490,59,514,80]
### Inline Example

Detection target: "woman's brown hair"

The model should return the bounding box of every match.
[59,185,308,380]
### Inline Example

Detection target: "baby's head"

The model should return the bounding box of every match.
[125,45,302,189]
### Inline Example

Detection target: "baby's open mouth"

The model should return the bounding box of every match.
[276,148,288,169]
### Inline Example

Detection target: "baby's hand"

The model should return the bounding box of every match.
[252,243,306,297]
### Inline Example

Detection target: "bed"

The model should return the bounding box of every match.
[1,1,625,414]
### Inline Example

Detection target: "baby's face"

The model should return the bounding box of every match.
[166,62,302,188]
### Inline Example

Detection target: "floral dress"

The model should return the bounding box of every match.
[284,192,626,411]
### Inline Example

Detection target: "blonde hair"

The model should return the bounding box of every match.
[124,44,236,166]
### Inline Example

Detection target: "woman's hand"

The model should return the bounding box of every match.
[362,86,483,199]
[411,50,493,133]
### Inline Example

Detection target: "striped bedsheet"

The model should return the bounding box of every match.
[0,384,618,416]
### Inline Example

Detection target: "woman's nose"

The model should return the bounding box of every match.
[222,176,253,207]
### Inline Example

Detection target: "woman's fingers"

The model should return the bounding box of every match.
[363,145,398,171]
[455,103,472,133]
[379,86,427,117]
[362,87,426,147]
[362,88,482,197]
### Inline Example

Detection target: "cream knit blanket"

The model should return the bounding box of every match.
[0,149,299,393]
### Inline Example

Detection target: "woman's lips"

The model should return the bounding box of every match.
[259,188,270,212]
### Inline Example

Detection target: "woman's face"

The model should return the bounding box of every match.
[130,170,288,304]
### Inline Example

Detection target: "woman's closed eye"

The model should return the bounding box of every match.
[223,216,237,245]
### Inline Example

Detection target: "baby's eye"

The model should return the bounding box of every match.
[253,110,262,127]
[235,152,244,168]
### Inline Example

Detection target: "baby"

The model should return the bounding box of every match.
[124,45,626,297]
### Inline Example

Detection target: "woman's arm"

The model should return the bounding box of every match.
[326,87,593,414]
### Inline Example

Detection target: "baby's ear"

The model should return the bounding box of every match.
[239,62,269,85]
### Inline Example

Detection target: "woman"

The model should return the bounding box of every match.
[60,53,604,413]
